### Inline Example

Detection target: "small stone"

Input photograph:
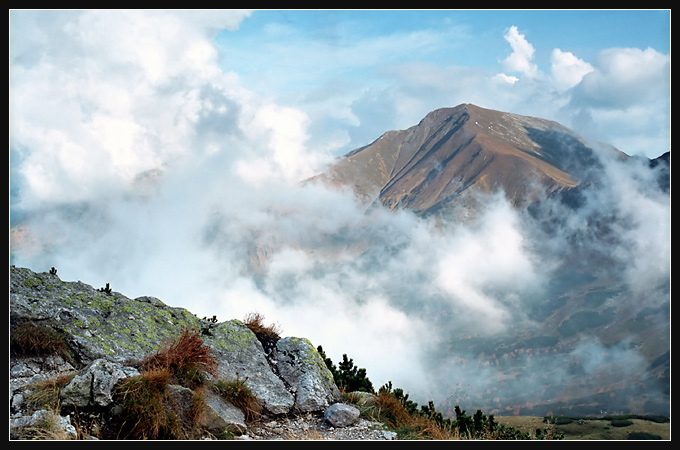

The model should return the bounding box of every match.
[323,403,360,428]
[381,430,398,440]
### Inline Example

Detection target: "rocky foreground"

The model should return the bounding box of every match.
[9,265,395,440]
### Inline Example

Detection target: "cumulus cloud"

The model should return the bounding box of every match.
[434,195,543,333]
[566,47,670,154]
[499,25,539,79]
[570,47,670,109]
[9,9,322,210]
[550,48,594,91]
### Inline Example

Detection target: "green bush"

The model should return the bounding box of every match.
[317,346,373,393]
[627,431,662,440]
[610,419,634,427]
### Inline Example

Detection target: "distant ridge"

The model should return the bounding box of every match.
[317,104,619,215]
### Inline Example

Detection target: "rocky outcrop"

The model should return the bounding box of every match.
[9,265,343,439]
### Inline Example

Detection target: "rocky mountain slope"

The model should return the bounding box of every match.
[315,103,618,216]
[9,265,391,440]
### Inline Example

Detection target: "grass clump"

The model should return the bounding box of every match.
[21,374,75,415]
[10,410,76,440]
[212,378,262,422]
[139,328,218,389]
[10,321,75,365]
[243,312,282,353]
[114,367,179,439]
[114,328,217,439]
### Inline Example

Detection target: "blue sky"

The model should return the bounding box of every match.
[214,9,670,158]
[219,10,670,73]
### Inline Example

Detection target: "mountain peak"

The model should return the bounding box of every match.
[319,104,604,215]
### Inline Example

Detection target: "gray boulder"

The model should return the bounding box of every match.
[324,403,361,428]
[201,390,248,435]
[206,320,295,416]
[274,337,341,412]
[60,359,140,408]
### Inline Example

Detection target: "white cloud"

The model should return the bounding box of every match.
[236,103,331,185]
[571,47,670,109]
[501,26,539,78]
[493,73,519,85]
[434,194,542,334]
[561,47,670,155]
[10,10,323,209]
[550,48,594,91]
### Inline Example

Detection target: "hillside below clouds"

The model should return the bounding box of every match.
[317,103,625,216]
[315,103,670,417]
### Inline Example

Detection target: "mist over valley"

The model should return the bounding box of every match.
[11,103,670,418]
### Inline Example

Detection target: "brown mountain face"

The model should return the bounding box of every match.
[318,104,610,216]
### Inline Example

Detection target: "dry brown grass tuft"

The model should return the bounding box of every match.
[360,392,460,440]
[140,328,217,389]
[115,367,175,439]
[10,410,77,440]
[243,312,282,352]
[22,373,75,414]
[114,367,208,439]
[212,378,263,423]
[370,392,414,430]
[112,329,219,439]
[10,321,74,363]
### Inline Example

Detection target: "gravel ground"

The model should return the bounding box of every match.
[239,413,398,440]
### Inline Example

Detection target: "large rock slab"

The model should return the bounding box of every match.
[10,266,202,364]
[205,320,294,415]
[60,359,140,408]
[274,337,341,412]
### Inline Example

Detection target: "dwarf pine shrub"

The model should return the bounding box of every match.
[317,345,374,393]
